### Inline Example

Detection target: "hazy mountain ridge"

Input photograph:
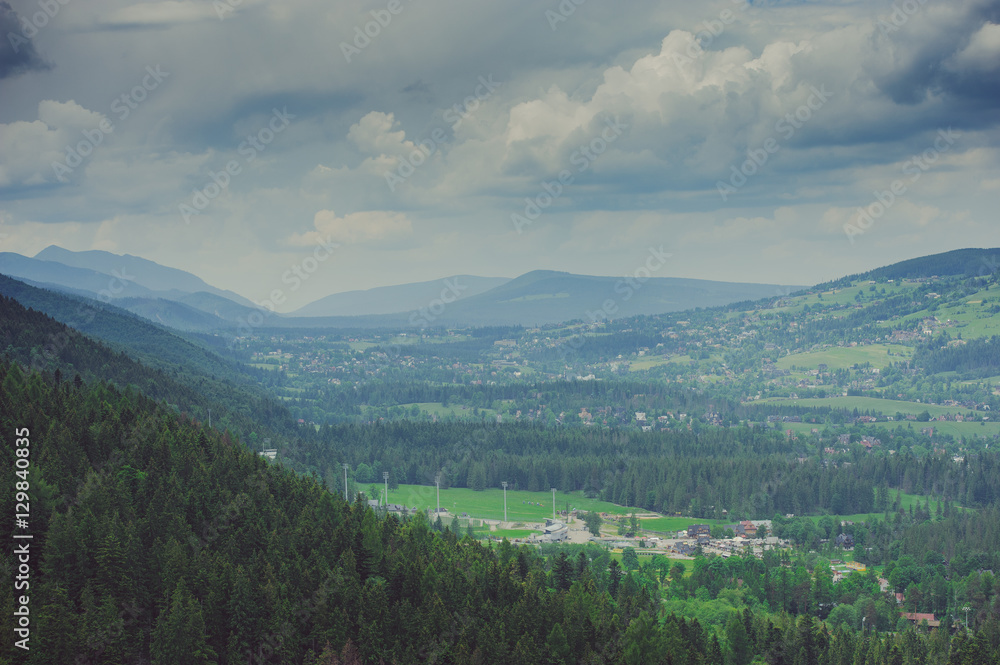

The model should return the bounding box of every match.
[290,275,511,317]
[6,246,995,331]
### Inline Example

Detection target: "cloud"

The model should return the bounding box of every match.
[348,111,413,157]
[98,1,251,28]
[288,209,413,246]
[0,100,107,186]
[0,0,998,293]
[0,1,51,79]
[948,22,1000,71]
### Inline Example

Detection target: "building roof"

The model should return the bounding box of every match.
[900,612,940,626]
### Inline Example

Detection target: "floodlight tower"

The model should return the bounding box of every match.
[383,471,389,507]
[435,472,442,515]
[502,482,508,523]
[343,463,349,501]
[552,487,556,520]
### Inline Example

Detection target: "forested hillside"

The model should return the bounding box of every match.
[291,421,1000,519]
[0,292,295,441]
[4,359,1000,664]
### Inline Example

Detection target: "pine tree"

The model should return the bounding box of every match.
[150,581,216,665]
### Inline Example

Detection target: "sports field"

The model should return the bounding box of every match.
[389,484,644,522]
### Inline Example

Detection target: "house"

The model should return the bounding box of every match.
[687,524,711,538]
[900,612,940,627]
[740,520,757,537]
[835,533,854,548]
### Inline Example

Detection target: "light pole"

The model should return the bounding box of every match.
[343,463,349,502]
[502,482,508,523]
[552,487,556,521]
[435,472,441,516]
[383,471,389,507]
[963,605,971,632]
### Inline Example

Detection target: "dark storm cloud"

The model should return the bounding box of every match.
[872,0,1000,109]
[0,1,52,79]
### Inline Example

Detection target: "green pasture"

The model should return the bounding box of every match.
[389,484,645,522]
[756,395,966,417]
[480,529,537,540]
[804,490,966,525]
[776,344,912,371]
[637,516,728,533]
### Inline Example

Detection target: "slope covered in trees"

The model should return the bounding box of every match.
[5,359,1000,663]
[0,291,296,440]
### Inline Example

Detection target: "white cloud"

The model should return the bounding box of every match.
[0,100,107,186]
[947,22,1000,72]
[289,210,413,246]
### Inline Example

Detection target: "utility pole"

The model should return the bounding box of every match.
[383,471,389,507]
[343,463,349,502]
[552,487,556,520]
[502,482,508,523]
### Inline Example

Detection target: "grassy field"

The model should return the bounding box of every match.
[637,516,728,533]
[775,419,1000,441]
[628,356,673,371]
[803,490,965,525]
[756,395,967,417]
[390,484,644,522]
[360,402,497,419]
[772,282,918,314]
[776,344,912,371]
[480,529,537,540]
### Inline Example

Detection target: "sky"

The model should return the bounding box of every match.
[1,0,999,312]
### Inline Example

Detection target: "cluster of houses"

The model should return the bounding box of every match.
[667,521,785,558]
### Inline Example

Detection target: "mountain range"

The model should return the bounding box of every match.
[0,246,805,330]
[12,245,996,331]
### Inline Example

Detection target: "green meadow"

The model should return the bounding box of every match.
[389,484,644,522]
[776,344,912,371]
